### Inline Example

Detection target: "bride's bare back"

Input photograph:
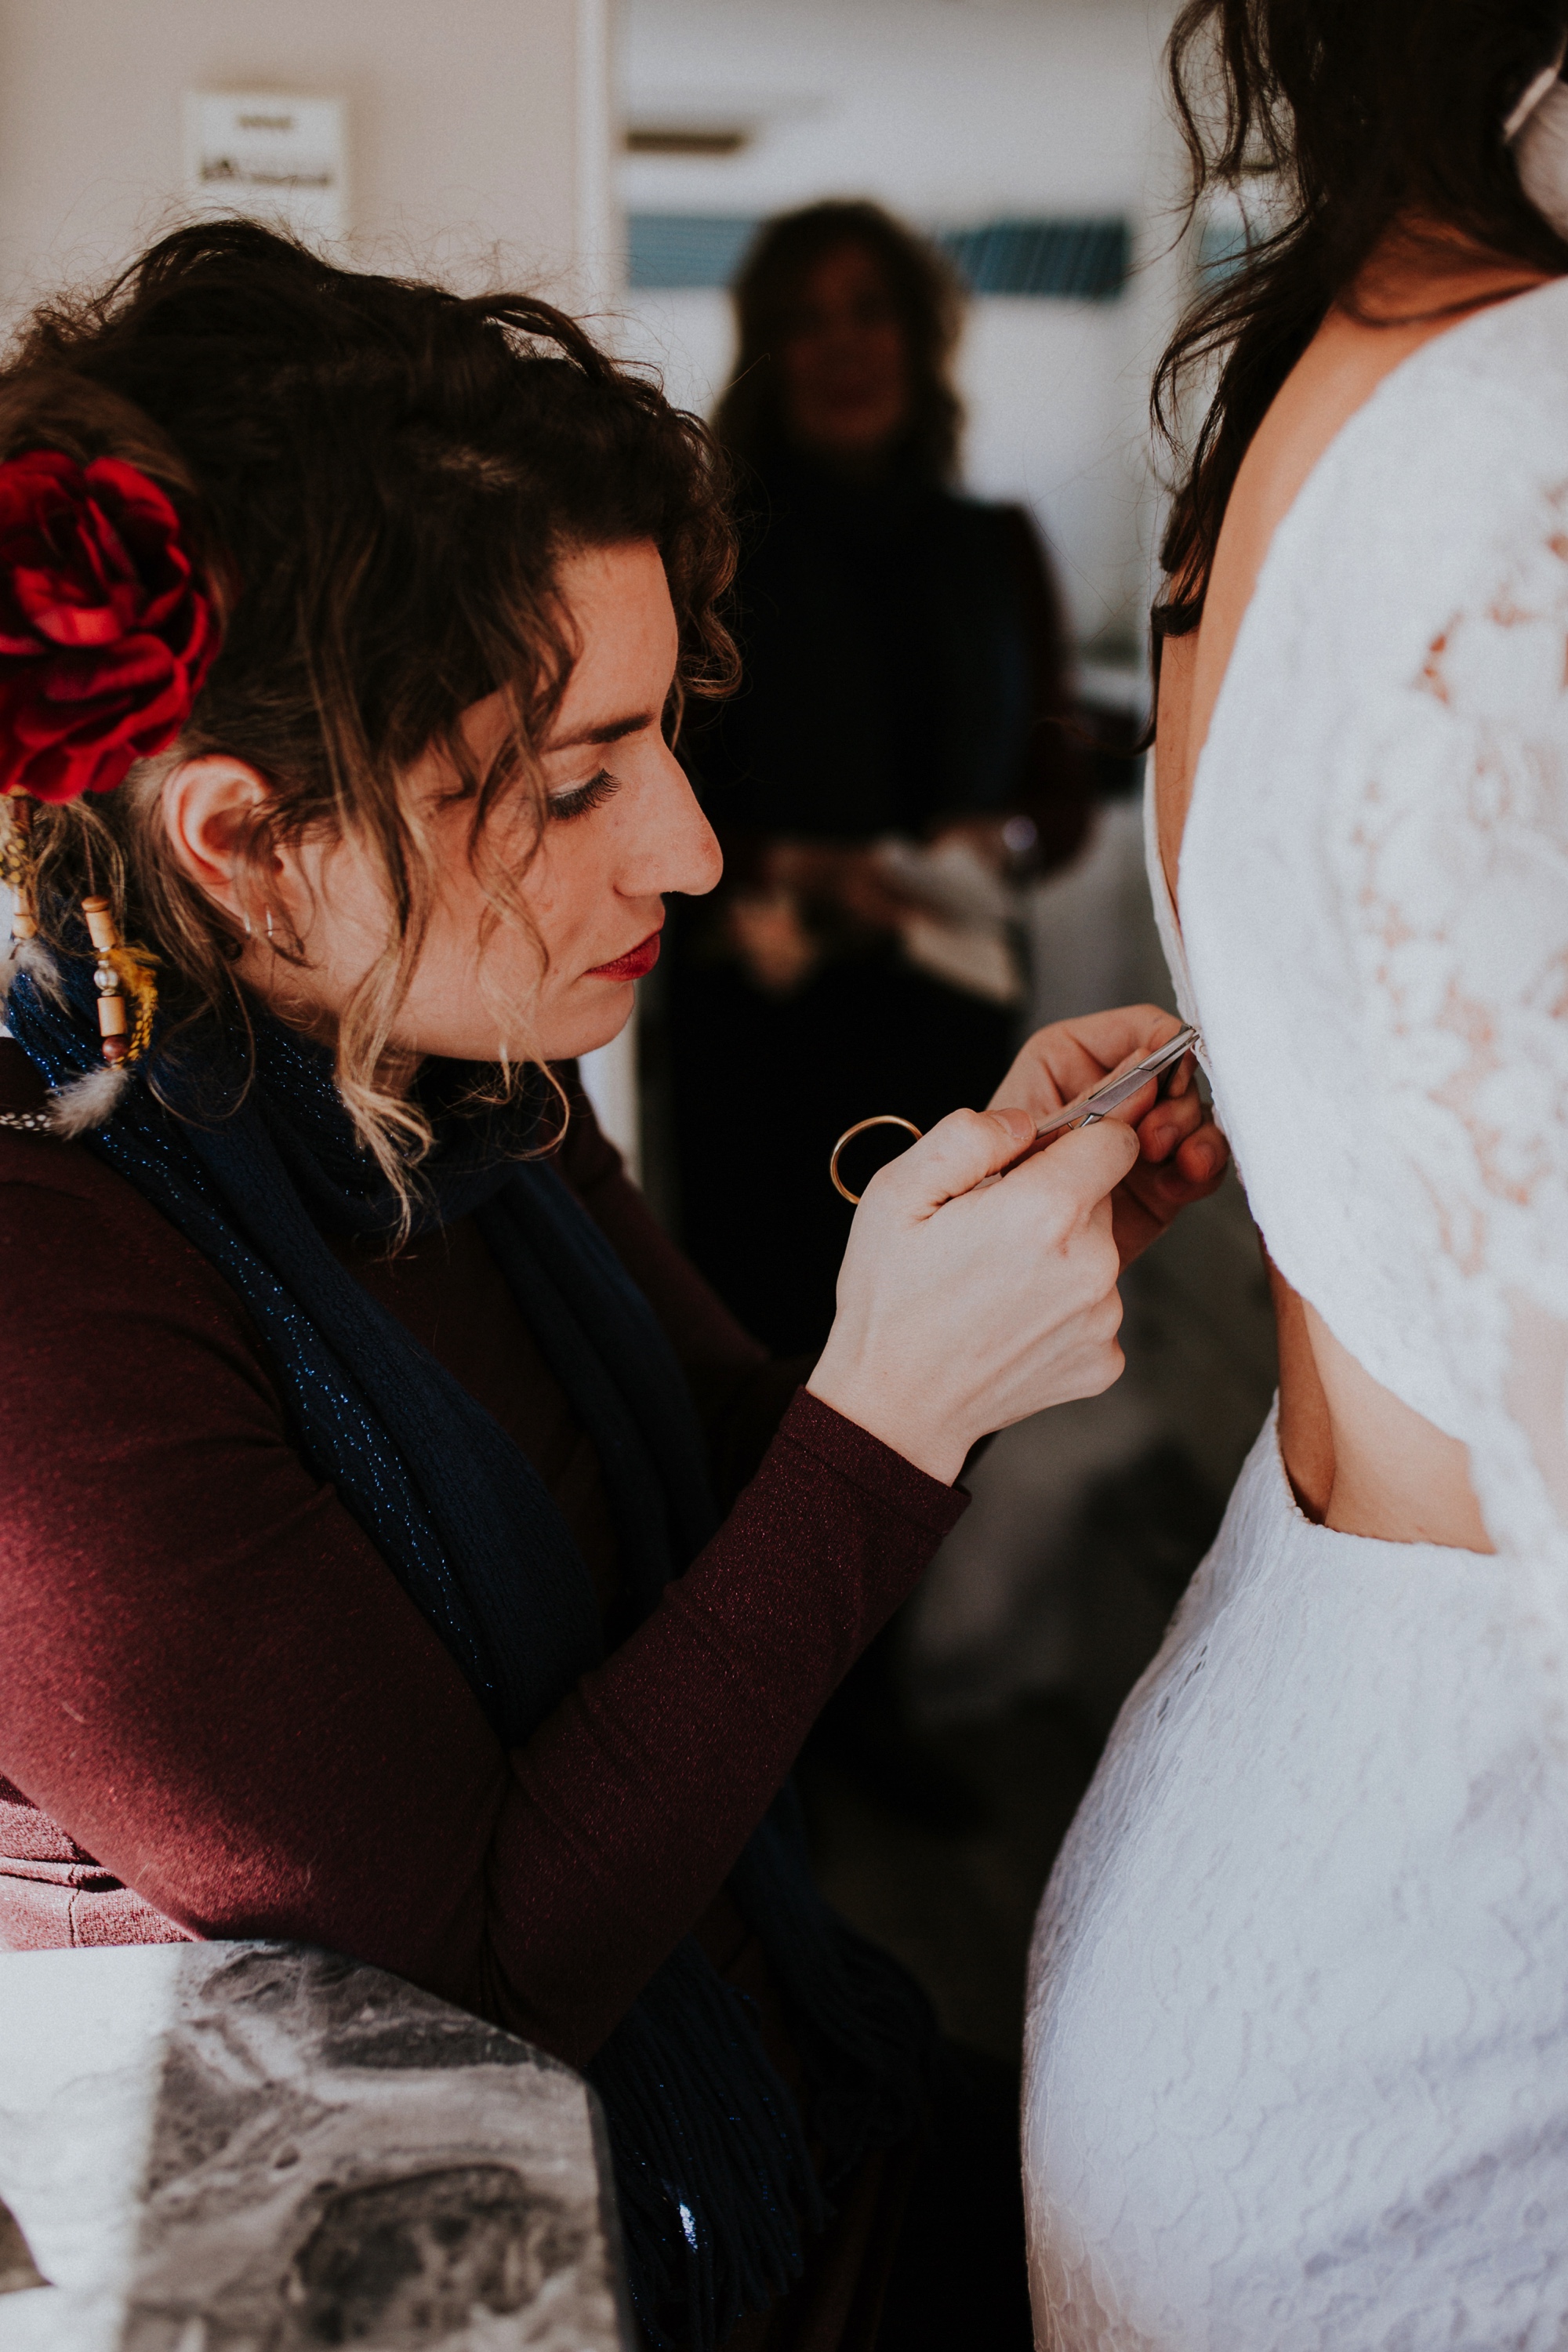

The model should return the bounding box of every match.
[1156,234,1551,1548]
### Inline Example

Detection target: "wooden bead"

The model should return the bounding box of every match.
[96,993,128,1036]
[81,897,119,953]
[9,911,36,940]
[101,1036,129,1065]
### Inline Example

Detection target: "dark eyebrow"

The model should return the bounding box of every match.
[545,710,658,751]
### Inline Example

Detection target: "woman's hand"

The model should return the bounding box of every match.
[989,1007,1229,1268]
[808,1105,1138,1483]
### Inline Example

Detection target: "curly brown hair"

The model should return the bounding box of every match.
[1153,0,1568,639]
[713,199,964,484]
[4,217,737,1187]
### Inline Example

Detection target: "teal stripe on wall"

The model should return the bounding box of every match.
[627,213,1131,299]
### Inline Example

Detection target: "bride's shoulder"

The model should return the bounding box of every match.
[1230,278,1568,720]
[1410,270,1568,390]
[1295,279,1568,561]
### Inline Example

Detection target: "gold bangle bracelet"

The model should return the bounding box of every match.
[828,1114,923,1204]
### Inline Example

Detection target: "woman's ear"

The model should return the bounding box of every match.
[161,756,281,921]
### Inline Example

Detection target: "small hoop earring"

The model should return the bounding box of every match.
[242,909,252,938]
[264,907,275,944]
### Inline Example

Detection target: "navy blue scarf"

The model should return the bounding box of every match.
[9,948,935,2350]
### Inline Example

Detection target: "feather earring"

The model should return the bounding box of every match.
[48,1059,137,1137]
[45,891,161,1130]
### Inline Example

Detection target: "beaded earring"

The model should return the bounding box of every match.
[1,794,158,1067]
[78,863,158,1072]
[0,793,160,1131]
[84,895,136,1066]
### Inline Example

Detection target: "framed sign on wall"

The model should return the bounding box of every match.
[183,92,348,242]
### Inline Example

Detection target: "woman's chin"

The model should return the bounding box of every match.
[539,979,635,1065]
[386,982,633,1072]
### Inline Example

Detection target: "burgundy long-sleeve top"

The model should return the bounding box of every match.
[0,1040,966,2067]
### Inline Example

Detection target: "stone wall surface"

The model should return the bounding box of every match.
[0,1941,630,2352]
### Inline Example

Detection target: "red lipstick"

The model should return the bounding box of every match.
[587,928,662,983]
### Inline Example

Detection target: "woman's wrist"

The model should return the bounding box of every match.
[805,1340,967,1486]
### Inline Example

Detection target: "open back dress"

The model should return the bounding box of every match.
[1023,278,1568,2347]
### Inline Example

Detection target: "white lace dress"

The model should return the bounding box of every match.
[1022,278,1568,2349]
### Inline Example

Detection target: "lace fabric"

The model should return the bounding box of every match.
[1025,275,1568,2343]
[1178,276,1568,1582]
[1025,1416,1568,2350]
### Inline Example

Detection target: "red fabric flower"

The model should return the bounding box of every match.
[0,450,219,804]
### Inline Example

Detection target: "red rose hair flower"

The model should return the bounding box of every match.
[0,449,219,804]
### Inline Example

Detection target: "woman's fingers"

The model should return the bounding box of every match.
[873,1102,1139,1229]
[1134,1075,1208,1163]
[869,1105,1033,1214]
[989,1005,1185,1125]
[1111,1116,1230,1268]
[1128,1082,1228,1186]
[812,1099,1142,1484]
[1175,1123,1229,1184]
[808,1011,1225,1483]
[1012,1113,1142,1225]
[1057,1005,1187,1076]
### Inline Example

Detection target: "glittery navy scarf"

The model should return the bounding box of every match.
[8,949,935,2351]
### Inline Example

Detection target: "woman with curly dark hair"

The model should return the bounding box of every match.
[1023,5,1568,2343]
[0,222,1225,2350]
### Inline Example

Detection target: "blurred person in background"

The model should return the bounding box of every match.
[669,200,1090,1357]
[666,201,1091,1828]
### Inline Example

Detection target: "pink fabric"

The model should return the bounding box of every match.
[0,1777,192,1945]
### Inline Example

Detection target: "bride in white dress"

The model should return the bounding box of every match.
[1023,6,1568,2343]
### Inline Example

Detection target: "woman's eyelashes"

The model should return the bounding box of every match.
[547,767,620,822]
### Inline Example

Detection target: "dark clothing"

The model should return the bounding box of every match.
[876,2047,1033,2352]
[0,1040,968,2049]
[722,2046,1033,2352]
[0,1035,988,2346]
[699,455,1083,855]
[669,946,1015,1351]
[671,456,1087,1352]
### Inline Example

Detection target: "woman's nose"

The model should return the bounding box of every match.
[631,750,722,900]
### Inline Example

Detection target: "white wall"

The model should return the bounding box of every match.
[613,0,1187,656]
[0,0,616,317]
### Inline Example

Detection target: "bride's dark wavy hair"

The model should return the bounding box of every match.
[1155,0,1568,636]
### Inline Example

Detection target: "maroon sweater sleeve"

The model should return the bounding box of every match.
[0,1132,964,2064]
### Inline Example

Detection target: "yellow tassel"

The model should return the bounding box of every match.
[82,895,158,1069]
[106,939,159,1065]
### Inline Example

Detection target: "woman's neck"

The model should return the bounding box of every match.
[238,965,426,1102]
[1345,215,1556,328]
